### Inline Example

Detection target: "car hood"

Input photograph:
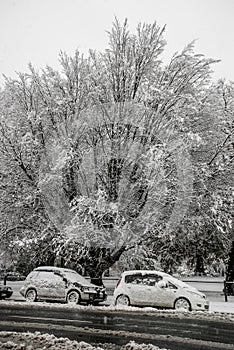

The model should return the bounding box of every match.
[176,285,206,298]
[69,280,105,291]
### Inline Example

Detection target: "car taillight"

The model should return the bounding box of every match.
[116,277,122,287]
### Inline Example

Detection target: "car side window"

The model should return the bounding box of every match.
[125,274,142,284]
[52,273,67,287]
[51,273,64,282]
[142,274,162,286]
[36,271,52,281]
[36,271,65,288]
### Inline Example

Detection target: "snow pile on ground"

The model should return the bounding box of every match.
[0,332,169,350]
[0,331,103,349]
[121,341,168,349]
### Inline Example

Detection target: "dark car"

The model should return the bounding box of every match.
[20,266,107,305]
[0,284,13,299]
[6,272,26,281]
[0,271,25,282]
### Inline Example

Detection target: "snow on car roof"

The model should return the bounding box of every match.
[34,266,77,273]
[121,270,169,276]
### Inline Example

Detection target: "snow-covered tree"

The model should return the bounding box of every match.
[150,79,234,275]
[0,18,226,284]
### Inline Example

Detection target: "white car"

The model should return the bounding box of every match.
[20,266,107,304]
[114,270,209,311]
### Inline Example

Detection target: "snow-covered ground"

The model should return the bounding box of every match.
[1,297,234,350]
[1,299,234,350]
[209,300,234,313]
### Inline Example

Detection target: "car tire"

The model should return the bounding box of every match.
[66,290,80,304]
[115,294,130,306]
[174,297,191,311]
[25,289,37,302]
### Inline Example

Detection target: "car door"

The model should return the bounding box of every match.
[35,271,66,300]
[151,276,178,307]
[49,272,67,300]
[125,273,165,306]
[138,273,163,306]
[137,274,176,308]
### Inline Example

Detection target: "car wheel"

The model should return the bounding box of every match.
[174,297,191,311]
[115,294,130,306]
[25,289,37,302]
[66,290,80,304]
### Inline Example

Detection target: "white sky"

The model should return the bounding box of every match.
[0,0,234,86]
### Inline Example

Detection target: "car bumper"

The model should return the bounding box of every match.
[192,300,210,311]
[19,287,26,297]
[80,290,107,302]
[87,292,107,303]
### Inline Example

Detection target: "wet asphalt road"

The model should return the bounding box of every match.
[1,303,234,350]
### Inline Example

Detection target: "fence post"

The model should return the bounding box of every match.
[224,281,228,302]
[3,275,7,286]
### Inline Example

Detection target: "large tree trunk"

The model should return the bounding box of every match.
[226,241,234,281]
[195,251,205,276]
[84,246,126,286]
[89,271,105,287]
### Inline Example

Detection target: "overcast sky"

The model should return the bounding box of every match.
[0,0,233,86]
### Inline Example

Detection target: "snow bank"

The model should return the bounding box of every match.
[0,331,169,350]
[1,300,234,322]
[121,341,169,349]
[0,331,103,349]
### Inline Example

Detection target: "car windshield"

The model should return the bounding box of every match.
[63,271,89,284]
